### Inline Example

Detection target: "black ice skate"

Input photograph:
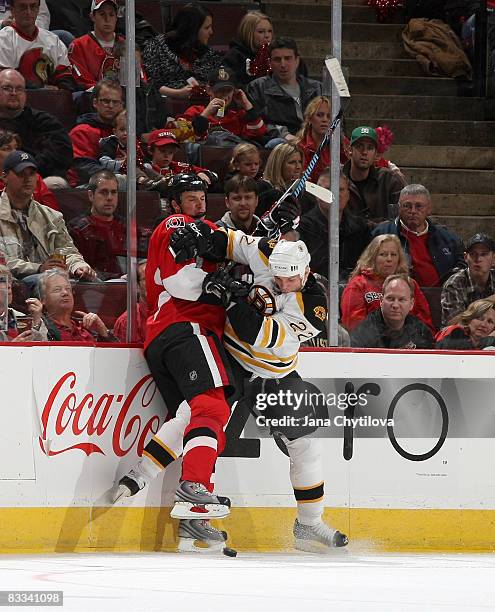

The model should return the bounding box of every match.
[170,481,231,519]
[293,518,348,553]
[178,519,228,553]
[112,468,148,504]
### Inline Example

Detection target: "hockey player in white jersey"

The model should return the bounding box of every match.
[116,224,347,552]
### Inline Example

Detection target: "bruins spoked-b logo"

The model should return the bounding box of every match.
[314,306,327,321]
[248,285,276,316]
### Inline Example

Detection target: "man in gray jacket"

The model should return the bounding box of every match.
[247,37,322,139]
[0,150,96,288]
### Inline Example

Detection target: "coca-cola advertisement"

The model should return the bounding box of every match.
[29,346,177,507]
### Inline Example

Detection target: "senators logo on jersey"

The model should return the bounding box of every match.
[19,48,54,87]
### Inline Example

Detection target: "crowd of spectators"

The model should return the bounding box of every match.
[0,0,493,350]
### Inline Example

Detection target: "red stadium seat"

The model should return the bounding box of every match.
[26,89,76,131]
[205,193,227,222]
[200,146,235,182]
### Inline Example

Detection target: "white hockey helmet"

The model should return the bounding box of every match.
[268,240,311,282]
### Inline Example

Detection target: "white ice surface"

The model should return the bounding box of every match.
[0,549,494,611]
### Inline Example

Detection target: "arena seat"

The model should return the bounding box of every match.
[26,89,76,131]
[205,193,227,222]
[137,1,167,33]
[200,146,236,182]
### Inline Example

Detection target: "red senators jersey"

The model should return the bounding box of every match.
[145,214,225,349]
[0,25,71,88]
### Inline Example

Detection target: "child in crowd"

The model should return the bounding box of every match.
[99,112,214,194]
[222,142,263,189]
[180,66,267,145]
[228,142,262,179]
[142,129,217,187]
[0,129,59,210]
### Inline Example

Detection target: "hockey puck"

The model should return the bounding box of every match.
[222,546,238,557]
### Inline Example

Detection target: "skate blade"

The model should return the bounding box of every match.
[294,538,348,554]
[112,484,131,505]
[170,502,230,519]
[177,537,225,553]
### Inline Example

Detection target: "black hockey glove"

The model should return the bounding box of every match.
[257,195,300,237]
[202,269,251,308]
[270,195,300,234]
[169,221,214,263]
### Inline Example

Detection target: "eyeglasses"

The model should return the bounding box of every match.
[97,98,122,106]
[400,202,427,211]
[0,85,26,94]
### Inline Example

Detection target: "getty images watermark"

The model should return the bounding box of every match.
[254,387,394,431]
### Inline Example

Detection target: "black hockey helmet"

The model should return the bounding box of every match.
[168,173,207,206]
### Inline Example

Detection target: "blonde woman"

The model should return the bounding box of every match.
[256,142,312,216]
[340,234,433,332]
[436,299,495,349]
[223,11,273,86]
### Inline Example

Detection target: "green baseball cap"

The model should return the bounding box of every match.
[350,126,378,146]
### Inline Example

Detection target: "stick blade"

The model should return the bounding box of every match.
[305,181,333,204]
[325,57,350,99]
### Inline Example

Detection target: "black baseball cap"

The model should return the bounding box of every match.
[465,232,495,252]
[208,66,236,92]
[3,150,37,174]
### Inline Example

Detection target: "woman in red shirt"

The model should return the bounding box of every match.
[341,234,434,332]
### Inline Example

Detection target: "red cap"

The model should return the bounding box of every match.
[147,129,180,148]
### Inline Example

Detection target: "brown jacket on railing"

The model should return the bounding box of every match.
[402,18,473,79]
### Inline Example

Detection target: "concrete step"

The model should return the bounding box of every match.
[389,146,495,170]
[349,75,458,96]
[343,41,408,59]
[264,0,357,5]
[347,95,487,120]
[344,58,424,77]
[431,194,495,216]
[342,5,406,22]
[346,118,495,146]
[266,3,406,23]
[270,19,404,42]
[404,167,494,194]
[430,216,495,241]
[297,40,408,59]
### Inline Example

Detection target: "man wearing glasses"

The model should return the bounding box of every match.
[373,184,464,287]
[68,78,123,186]
[0,69,73,182]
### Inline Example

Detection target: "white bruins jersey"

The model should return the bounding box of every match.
[222,229,327,378]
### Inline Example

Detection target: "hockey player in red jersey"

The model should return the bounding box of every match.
[142,172,238,551]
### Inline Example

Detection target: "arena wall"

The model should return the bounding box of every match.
[1,344,494,553]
